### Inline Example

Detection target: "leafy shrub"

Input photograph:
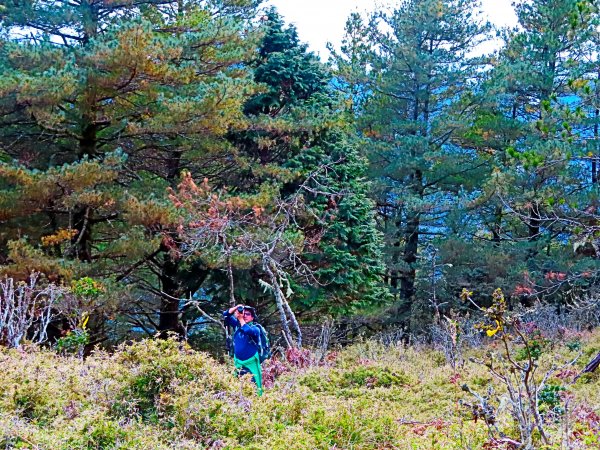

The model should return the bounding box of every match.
[300,365,412,393]
[108,338,229,423]
[514,324,550,361]
[56,329,90,355]
[0,332,600,448]
[566,339,582,352]
[538,384,566,417]
[71,277,104,297]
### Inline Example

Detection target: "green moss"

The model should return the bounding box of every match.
[300,365,412,393]
[471,375,492,387]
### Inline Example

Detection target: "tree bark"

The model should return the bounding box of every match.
[400,211,420,302]
[158,252,183,337]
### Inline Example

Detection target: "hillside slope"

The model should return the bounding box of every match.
[1,334,599,449]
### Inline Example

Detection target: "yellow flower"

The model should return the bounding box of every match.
[79,312,89,330]
[460,288,473,301]
[486,320,502,337]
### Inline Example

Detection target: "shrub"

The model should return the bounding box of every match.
[299,365,412,393]
[1,330,600,448]
[0,274,67,348]
[107,338,231,423]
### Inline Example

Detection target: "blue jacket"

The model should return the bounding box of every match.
[223,310,260,361]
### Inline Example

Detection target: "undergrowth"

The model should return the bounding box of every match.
[0,332,598,449]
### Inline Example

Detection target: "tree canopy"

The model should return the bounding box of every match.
[1,0,600,347]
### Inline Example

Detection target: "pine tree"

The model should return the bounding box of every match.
[334,0,490,326]
[0,0,261,339]
[460,0,600,302]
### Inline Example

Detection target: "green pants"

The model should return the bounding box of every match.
[234,353,263,396]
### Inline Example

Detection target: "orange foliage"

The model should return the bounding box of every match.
[41,228,78,247]
[513,284,534,296]
[545,271,567,281]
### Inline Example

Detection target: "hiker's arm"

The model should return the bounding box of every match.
[241,323,260,339]
[227,304,244,315]
[222,309,240,328]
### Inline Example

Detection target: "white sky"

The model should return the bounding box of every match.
[263,0,518,60]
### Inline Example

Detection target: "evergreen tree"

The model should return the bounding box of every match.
[459,0,600,302]
[334,0,490,327]
[0,0,261,339]
[220,10,388,320]
[244,8,328,118]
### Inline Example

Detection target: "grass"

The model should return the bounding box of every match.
[0,331,598,449]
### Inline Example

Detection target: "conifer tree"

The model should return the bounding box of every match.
[459,0,600,301]
[334,0,490,326]
[0,0,261,338]
[233,10,388,317]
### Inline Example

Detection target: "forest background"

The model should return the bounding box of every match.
[1,0,600,353]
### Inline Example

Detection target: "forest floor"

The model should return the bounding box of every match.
[1,329,600,449]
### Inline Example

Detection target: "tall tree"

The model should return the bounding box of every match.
[0,0,261,339]
[215,9,389,323]
[459,0,600,302]
[334,0,490,326]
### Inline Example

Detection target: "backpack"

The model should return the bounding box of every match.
[250,322,272,363]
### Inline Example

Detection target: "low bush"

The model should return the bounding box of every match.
[0,333,598,448]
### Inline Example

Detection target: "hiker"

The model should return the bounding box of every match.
[223,304,265,395]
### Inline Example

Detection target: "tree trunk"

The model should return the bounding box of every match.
[400,211,420,302]
[390,215,402,293]
[71,207,92,262]
[593,69,598,184]
[157,149,185,337]
[492,205,502,244]
[158,252,183,337]
[74,0,99,261]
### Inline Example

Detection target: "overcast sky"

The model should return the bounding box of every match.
[264,0,518,59]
